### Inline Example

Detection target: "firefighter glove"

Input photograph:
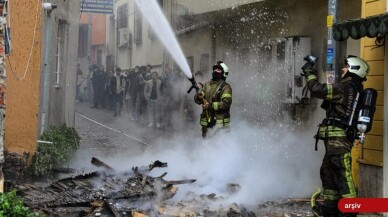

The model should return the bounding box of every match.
[202,102,211,110]
[301,62,316,77]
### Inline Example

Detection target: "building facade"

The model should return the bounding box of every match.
[2,0,80,185]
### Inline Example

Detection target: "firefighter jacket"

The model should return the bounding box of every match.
[304,67,363,139]
[194,79,232,128]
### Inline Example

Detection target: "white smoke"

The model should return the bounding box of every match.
[104,119,323,205]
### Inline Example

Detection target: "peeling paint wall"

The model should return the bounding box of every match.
[4,0,42,154]
[38,0,80,133]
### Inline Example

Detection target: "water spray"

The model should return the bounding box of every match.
[134,0,192,79]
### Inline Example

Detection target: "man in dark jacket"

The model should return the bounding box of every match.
[302,56,369,217]
[110,67,126,117]
[91,65,105,108]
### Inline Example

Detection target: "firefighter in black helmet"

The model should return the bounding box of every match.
[302,56,369,217]
[194,61,232,138]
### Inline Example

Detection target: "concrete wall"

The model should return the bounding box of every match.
[4,0,42,154]
[39,0,80,133]
[178,27,213,74]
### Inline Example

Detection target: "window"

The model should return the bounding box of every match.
[134,4,142,45]
[117,4,129,48]
[200,54,209,73]
[78,24,88,57]
[187,56,194,73]
[117,4,128,29]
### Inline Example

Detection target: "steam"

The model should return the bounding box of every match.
[73,0,325,207]
[72,57,324,205]
[106,120,323,205]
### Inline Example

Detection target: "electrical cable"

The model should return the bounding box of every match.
[76,111,151,147]
[9,0,41,80]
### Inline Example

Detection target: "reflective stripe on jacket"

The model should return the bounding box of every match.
[194,79,232,128]
[305,73,362,139]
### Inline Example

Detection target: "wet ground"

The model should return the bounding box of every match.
[71,102,379,217]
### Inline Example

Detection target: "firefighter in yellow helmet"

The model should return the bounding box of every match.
[194,61,232,138]
[302,56,369,217]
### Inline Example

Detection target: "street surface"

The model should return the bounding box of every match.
[70,102,167,172]
[70,102,379,217]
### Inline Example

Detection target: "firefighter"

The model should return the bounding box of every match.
[194,61,232,138]
[302,56,369,217]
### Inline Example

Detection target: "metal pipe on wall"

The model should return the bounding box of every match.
[41,13,53,134]
[326,0,339,84]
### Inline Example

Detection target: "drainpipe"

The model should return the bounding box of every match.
[41,12,53,134]
[88,14,92,64]
[326,0,339,84]
[0,17,5,194]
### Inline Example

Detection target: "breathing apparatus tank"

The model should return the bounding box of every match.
[357,88,377,143]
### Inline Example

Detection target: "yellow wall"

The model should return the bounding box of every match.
[4,0,42,154]
[359,0,385,166]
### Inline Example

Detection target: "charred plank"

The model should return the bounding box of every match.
[91,157,115,171]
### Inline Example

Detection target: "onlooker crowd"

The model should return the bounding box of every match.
[81,62,196,130]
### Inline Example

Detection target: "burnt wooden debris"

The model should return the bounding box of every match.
[15,159,195,217]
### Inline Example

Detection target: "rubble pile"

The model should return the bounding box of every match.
[14,159,195,216]
[13,158,315,216]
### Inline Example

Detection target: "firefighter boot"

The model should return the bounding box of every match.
[312,204,339,217]
[311,188,339,217]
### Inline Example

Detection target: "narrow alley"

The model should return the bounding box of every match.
[1,0,388,216]
[70,101,166,169]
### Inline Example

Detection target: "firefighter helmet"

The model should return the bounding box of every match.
[212,61,229,78]
[346,57,369,79]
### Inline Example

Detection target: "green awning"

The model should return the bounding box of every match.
[333,12,388,41]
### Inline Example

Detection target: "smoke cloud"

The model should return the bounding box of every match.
[72,1,326,207]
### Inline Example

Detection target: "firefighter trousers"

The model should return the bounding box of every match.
[320,138,357,215]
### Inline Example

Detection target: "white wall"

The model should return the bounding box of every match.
[111,0,165,70]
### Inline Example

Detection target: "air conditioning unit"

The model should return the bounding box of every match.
[118,28,131,48]
[282,36,311,104]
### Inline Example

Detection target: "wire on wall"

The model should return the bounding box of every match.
[8,0,42,81]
